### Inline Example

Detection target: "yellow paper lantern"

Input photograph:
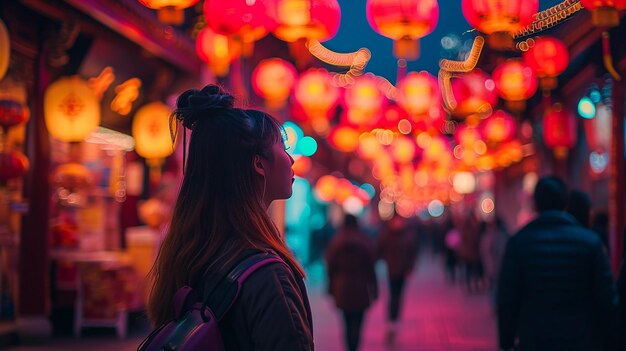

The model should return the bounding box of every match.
[44,76,101,142]
[138,0,200,25]
[132,102,174,163]
[0,19,9,80]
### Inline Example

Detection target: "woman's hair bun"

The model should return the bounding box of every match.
[174,84,235,129]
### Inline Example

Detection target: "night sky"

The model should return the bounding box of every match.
[324,0,564,82]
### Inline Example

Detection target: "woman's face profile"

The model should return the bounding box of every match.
[258,139,295,204]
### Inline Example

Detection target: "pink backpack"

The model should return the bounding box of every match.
[138,251,285,351]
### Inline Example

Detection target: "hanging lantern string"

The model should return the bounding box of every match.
[514,0,584,39]
[306,39,371,86]
[438,36,485,112]
[602,32,621,81]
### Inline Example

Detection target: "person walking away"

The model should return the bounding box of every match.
[479,216,509,310]
[377,214,418,345]
[497,176,618,351]
[147,85,314,350]
[326,214,377,351]
[566,189,592,227]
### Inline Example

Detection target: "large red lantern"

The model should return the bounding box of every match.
[450,69,497,120]
[252,58,297,110]
[0,100,29,132]
[481,110,516,145]
[396,71,439,119]
[344,74,385,127]
[543,104,577,158]
[581,0,626,27]
[195,28,241,77]
[271,0,341,42]
[328,125,360,152]
[137,0,199,25]
[523,36,569,91]
[462,0,539,48]
[492,59,538,111]
[204,0,276,56]
[293,68,339,134]
[366,0,439,60]
[0,151,29,184]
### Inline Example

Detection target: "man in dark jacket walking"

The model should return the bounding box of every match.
[497,176,618,351]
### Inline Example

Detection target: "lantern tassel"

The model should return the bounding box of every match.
[602,32,621,81]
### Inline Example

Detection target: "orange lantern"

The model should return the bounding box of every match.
[396,71,439,119]
[462,0,539,48]
[132,102,174,163]
[315,174,338,201]
[357,133,384,160]
[481,110,516,145]
[294,68,339,134]
[523,36,569,91]
[366,0,439,60]
[271,0,341,42]
[0,100,29,132]
[328,125,360,152]
[581,0,626,27]
[543,104,577,158]
[0,151,29,184]
[137,0,199,25]
[492,59,538,111]
[344,74,385,127]
[196,28,241,77]
[52,163,92,190]
[450,69,497,120]
[335,178,354,205]
[391,135,417,164]
[252,58,297,110]
[204,0,276,56]
[292,155,312,177]
[44,76,100,142]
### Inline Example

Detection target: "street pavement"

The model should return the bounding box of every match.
[6,252,497,351]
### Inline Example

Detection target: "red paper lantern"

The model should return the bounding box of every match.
[137,0,199,25]
[396,71,439,119]
[271,0,341,42]
[366,0,439,60]
[328,125,360,152]
[0,100,29,131]
[0,151,29,184]
[462,0,538,48]
[492,59,538,110]
[204,0,276,55]
[195,28,241,76]
[252,58,297,110]
[450,69,497,119]
[343,74,385,127]
[543,104,577,158]
[523,36,569,91]
[581,0,626,27]
[481,110,516,145]
[294,68,339,125]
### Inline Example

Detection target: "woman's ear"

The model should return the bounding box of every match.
[253,155,265,176]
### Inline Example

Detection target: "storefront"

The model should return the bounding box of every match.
[0,0,205,338]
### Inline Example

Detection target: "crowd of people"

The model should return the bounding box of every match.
[144,84,625,351]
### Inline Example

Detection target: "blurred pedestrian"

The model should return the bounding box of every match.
[326,214,377,351]
[147,85,313,350]
[458,214,483,293]
[377,214,418,345]
[567,189,592,227]
[498,176,618,351]
[479,215,509,309]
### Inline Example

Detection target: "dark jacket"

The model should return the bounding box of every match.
[378,226,418,279]
[326,228,378,312]
[497,211,618,351]
[217,254,314,350]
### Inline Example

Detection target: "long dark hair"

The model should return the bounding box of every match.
[148,85,303,326]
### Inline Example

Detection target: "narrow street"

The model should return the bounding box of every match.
[6,252,497,351]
